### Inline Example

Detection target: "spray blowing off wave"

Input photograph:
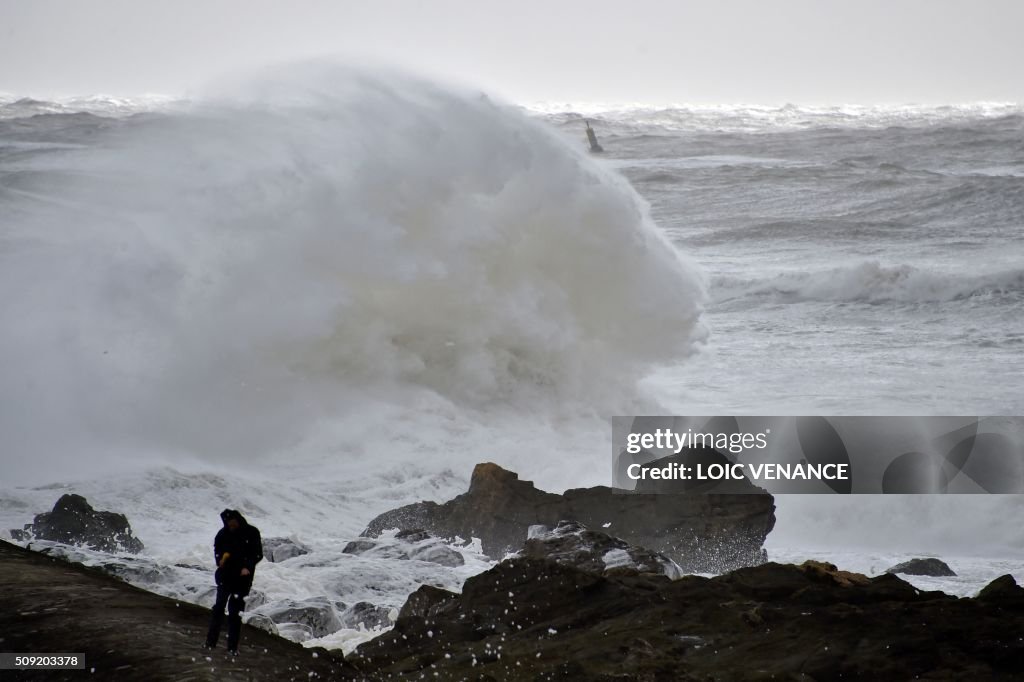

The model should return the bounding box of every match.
[0,63,706,465]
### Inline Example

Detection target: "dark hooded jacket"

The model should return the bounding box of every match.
[213,510,263,595]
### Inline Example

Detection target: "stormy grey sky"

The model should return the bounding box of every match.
[1,0,1022,104]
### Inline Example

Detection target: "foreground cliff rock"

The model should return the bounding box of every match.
[10,494,144,554]
[363,462,775,572]
[352,557,1024,681]
[0,540,353,681]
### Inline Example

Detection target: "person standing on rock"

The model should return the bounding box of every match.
[205,508,263,655]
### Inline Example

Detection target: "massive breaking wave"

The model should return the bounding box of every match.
[0,64,706,469]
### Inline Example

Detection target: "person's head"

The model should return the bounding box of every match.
[220,508,241,531]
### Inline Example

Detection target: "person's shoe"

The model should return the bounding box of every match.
[226,648,239,657]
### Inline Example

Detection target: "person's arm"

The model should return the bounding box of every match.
[213,529,230,568]
[245,528,263,572]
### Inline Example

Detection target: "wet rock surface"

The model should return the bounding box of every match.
[339,601,394,630]
[352,557,1024,681]
[262,536,311,563]
[520,520,682,578]
[363,462,775,572]
[256,597,344,639]
[11,494,143,554]
[244,612,279,635]
[886,557,957,576]
[0,539,353,681]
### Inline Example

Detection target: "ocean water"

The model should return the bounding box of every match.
[1,67,1022,652]
[537,102,1024,414]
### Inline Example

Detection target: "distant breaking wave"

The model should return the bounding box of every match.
[528,101,1023,133]
[0,93,183,120]
[713,261,1024,304]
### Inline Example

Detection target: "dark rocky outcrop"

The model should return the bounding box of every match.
[11,494,143,554]
[886,557,957,576]
[977,574,1024,607]
[363,462,775,572]
[351,556,1024,681]
[521,520,682,578]
[397,584,460,621]
[0,539,353,681]
[262,536,311,563]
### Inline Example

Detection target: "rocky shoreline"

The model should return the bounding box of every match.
[4,536,1022,681]
[4,463,1023,680]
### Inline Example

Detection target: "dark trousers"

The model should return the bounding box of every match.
[206,583,246,650]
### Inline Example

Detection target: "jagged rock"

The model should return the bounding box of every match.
[886,557,956,577]
[718,560,905,604]
[397,584,459,621]
[797,560,871,587]
[261,536,310,563]
[521,520,682,578]
[16,494,143,554]
[351,556,1024,680]
[363,462,775,572]
[259,597,342,638]
[339,601,393,630]
[343,530,465,567]
[977,574,1024,606]
[245,613,279,635]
